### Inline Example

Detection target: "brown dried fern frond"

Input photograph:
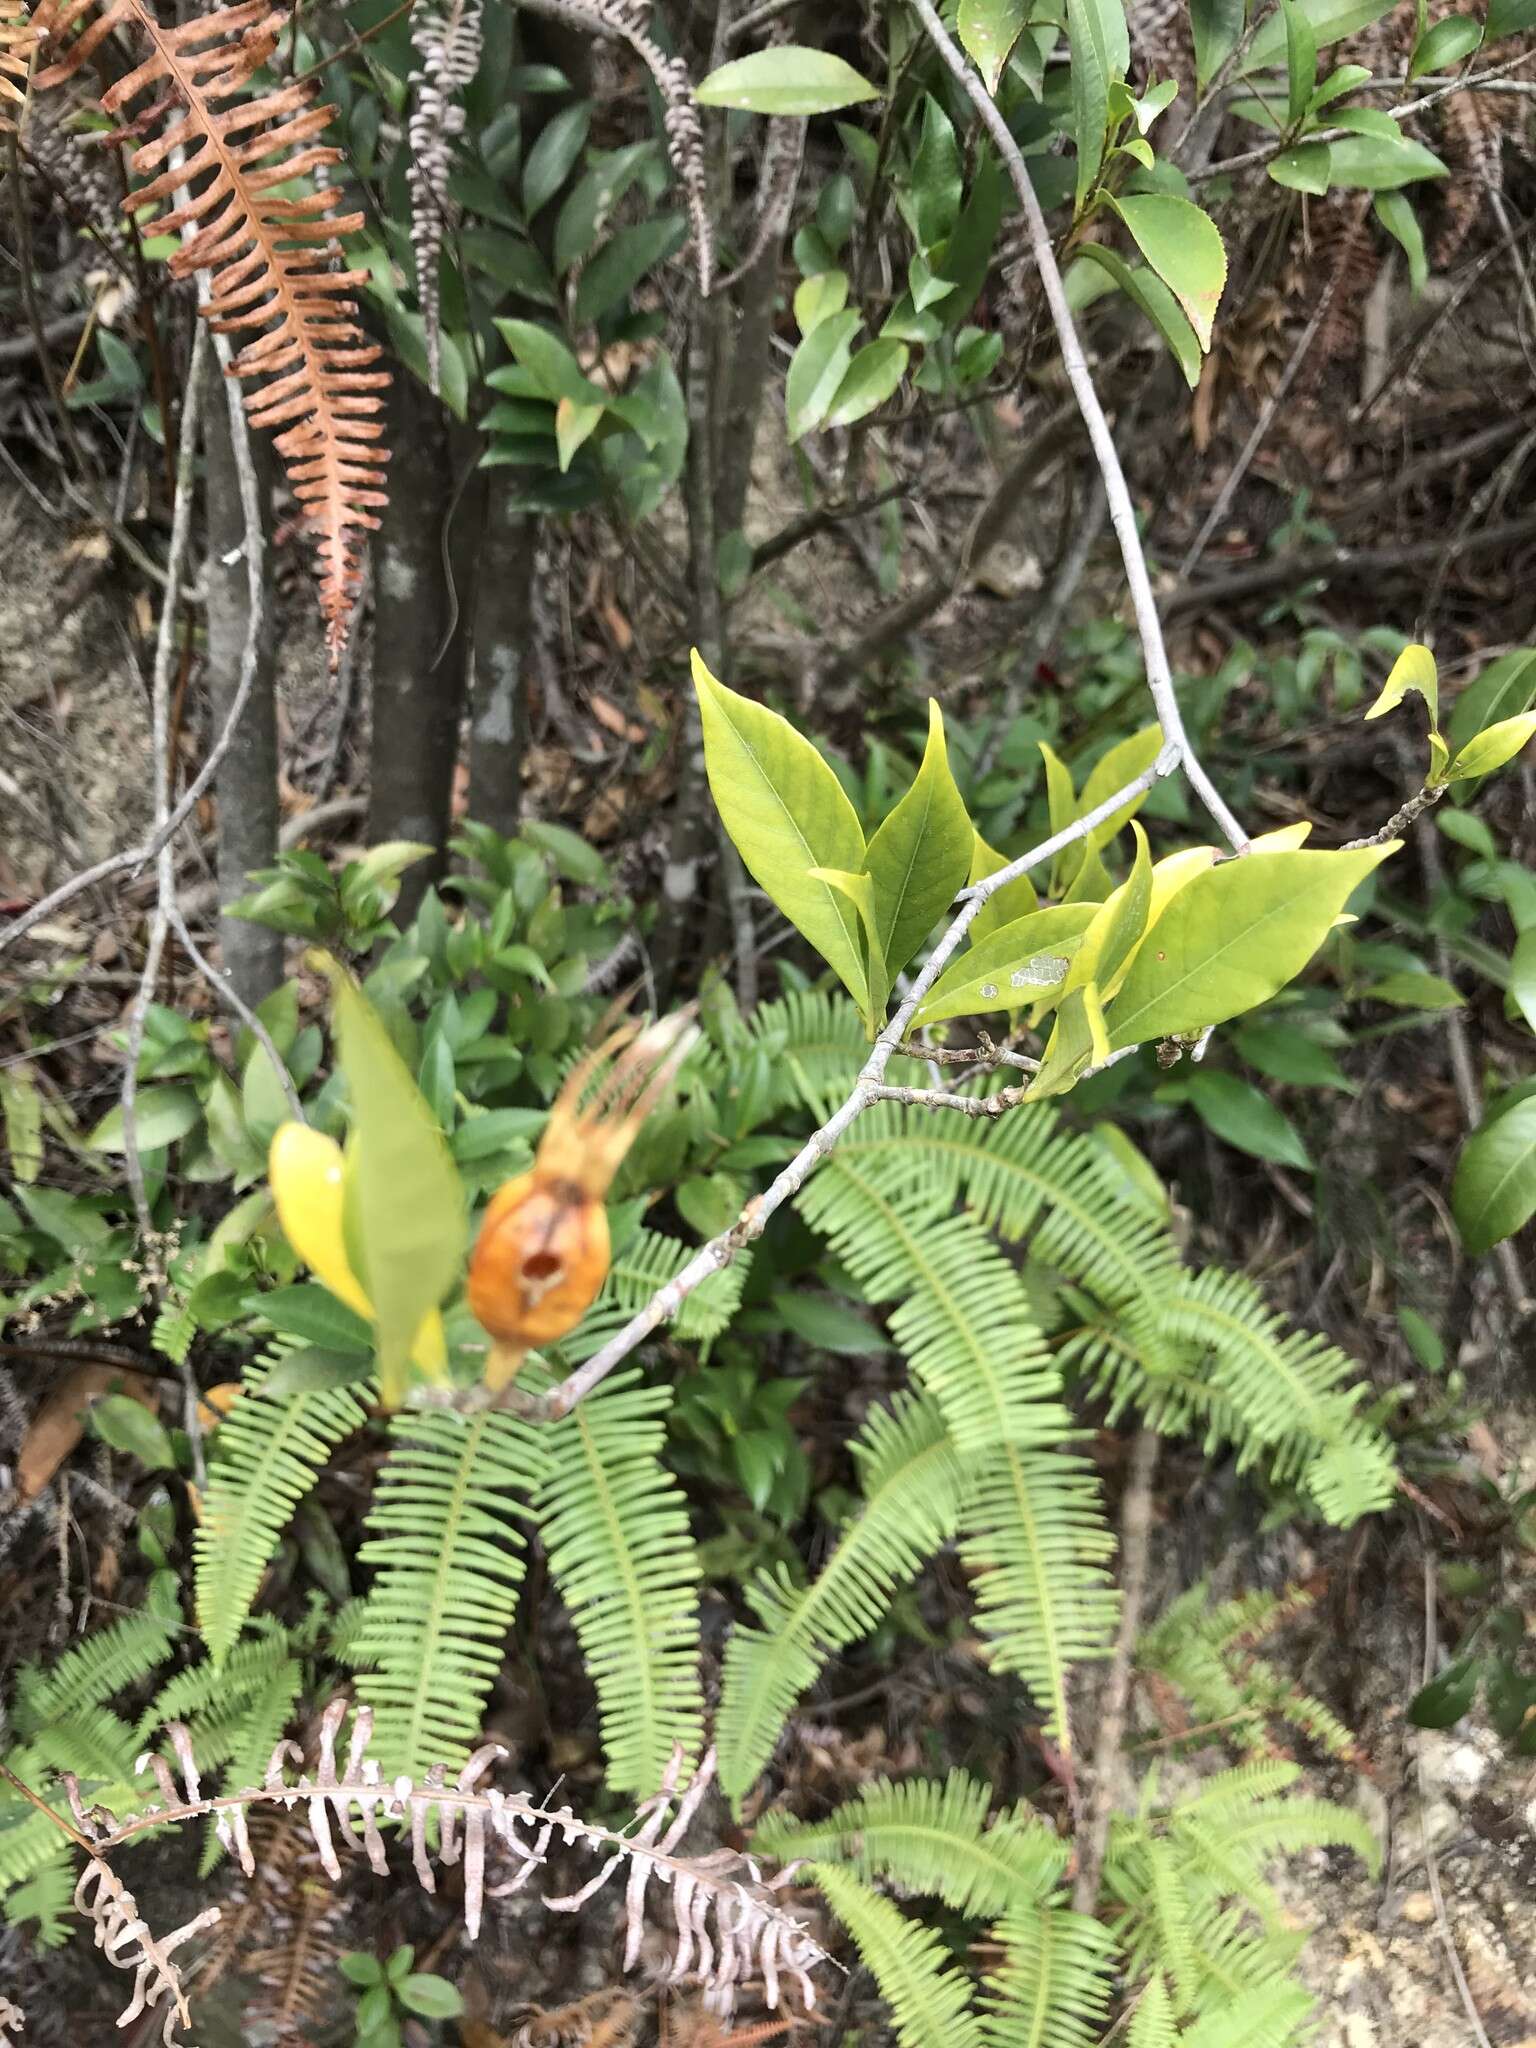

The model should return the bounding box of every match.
[196,1808,351,2042]
[1,8,38,114]
[33,0,388,661]
[59,1698,828,2032]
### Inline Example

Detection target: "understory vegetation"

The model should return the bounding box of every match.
[1,0,1534,2043]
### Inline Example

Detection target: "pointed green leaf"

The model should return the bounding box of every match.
[1173,1069,1313,1170]
[1068,823,1153,997]
[1447,648,1536,757]
[825,339,909,428]
[694,653,868,1011]
[493,319,605,405]
[1270,142,1333,193]
[1409,12,1481,78]
[1190,0,1245,86]
[785,309,862,440]
[1109,194,1227,351]
[88,1085,200,1156]
[959,0,1029,92]
[696,48,880,115]
[1453,1096,1536,1255]
[1281,0,1318,124]
[1448,712,1536,782]
[864,701,973,980]
[1106,845,1398,1049]
[809,865,887,1025]
[1374,191,1427,293]
[1066,0,1125,211]
[555,396,604,472]
[913,906,1096,1027]
[1080,725,1166,849]
[1324,132,1448,189]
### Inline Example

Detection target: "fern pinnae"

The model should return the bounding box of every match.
[356,1407,547,1779]
[1180,1981,1317,2048]
[535,1369,704,1798]
[1126,1973,1178,2048]
[194,1355,369,1664]
[799,1150,1069,1455]
[813,1863,987,2048]
[716,1393,965,1802]
[980,1905,1117,2048]
[754,1769,1065,1919]
[13,1596,177,1731]
[961,1445,1118,1754]
[604,1223,749,1343]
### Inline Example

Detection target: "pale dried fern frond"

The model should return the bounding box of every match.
[63,1698,827,2026]
[407,0,482,395]
[34,0,388,662]
[73,1857,220,2047]
[0,1997,23,2046]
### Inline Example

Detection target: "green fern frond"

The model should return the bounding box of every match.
[137,1620,293,1742]
[0,1847,75,1946]
[328,1596,373,1667]
[962,1446,1118,1751]
[535,1370,703,1797]
[717,1394,965,1802]
[1169,1761,1303,1812]
[1181,1981,1316,2048]
[1141,1835,1197,2012]
[813,1863,986,2048]
[1173,1794,1380,1882]
[754,1769,1065,1919]
[14,1707,138,1787]
[151,1295,196,1366]
[355,1407,546,1779]
[1126,1974,1177,2048]
[1158,1271,1396,1523]
[603,1225,749,1343]
[195,1351,370,1663]
[800,1148,1069,1455]
[981,1905,1118,2048]
[197,1653,305,1874]
[749,988,869,1107]
[14,1591,177,1734]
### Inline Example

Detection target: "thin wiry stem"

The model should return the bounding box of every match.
[907,0,1248,858]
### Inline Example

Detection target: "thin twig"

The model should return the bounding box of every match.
[1072,1427,1160,1913]
[907,0,1248,857]
[166,903,302,1123]
[121,322,210,1243]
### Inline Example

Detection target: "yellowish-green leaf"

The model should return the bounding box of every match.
[825,339,909,429]
[1446,647,1536,757]
[1028,985,1110,1099]
[968,831,1038,948]
[555,397,603,472]
[323,962,465,1405]
[1109,194,1226,351]
[1447,711,1536,782]
[794,270,850,335]
[1106,845,1398,1049]
[88,1085,201,1156]
[809,865,886,1027]
[694,652,868,1011]
[913,905,1097,1027]
[1061,837,1113,905]
[786,309,862,441]
[1076,244,1202,387]
[1365,641,1438,727]
[696,47,880,116]
[1145,845,1218,927]
[1080,725,1165,851]
[1069,823,1153,999]
[864,701,973,982]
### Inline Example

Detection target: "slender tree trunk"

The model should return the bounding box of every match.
[468,476,532,835]
[202,351,281,1007]
[368,373,468,922]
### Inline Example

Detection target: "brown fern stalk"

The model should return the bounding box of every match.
[33,0,388,661]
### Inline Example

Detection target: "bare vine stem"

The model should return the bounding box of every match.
[907,0,1249,859]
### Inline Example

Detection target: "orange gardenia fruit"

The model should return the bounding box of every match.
[467,1007,695,1388]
